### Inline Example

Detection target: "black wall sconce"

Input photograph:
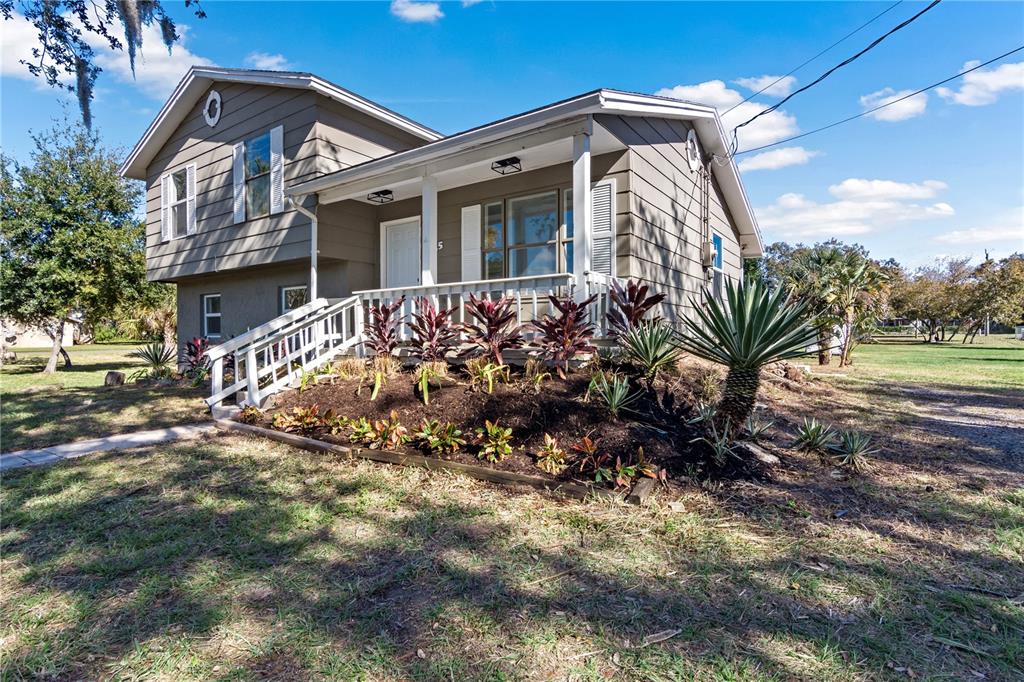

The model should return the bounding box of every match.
[491,156,522,175]
[366,189,394,203]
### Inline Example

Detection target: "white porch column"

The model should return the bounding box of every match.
[421,175,438,286]
[309,211,318,300]
[572,119,593,297]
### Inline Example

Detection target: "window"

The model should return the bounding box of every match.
[161,165,195,241]
[244,132,271,219]
[202,294,222,339]
[481,190,573,280]
[280,285,308,313]
[169,169,189,239]
[711,233,725,302]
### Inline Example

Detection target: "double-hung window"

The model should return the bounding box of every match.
[202,294,222,339]
[481,189,573,280]
[160,164,196,241]
[243,132,272,219]
[711,233,725,302]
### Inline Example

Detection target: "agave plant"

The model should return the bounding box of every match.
[591,372,640,418]
[792,417,836,453]
[461,294,523,365]
[606,279,666,337]
[129,341,176,378]
[409,297,459,362]
[677,277,818,427]
[362,296,405,358]
[528,294,597,379]
[620,320,681,387]
[830,430,875,472]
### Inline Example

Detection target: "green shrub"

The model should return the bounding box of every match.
[414,419,466,454]
[474,420,513,462]
[535,433,568,474]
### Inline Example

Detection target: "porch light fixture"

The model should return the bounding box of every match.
[491,156,522,175]
[366,189,394,204]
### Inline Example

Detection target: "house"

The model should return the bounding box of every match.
[120,67,763,407]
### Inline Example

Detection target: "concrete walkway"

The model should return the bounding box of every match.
[1,423,219,471]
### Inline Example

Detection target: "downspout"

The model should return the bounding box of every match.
[290,194,319,300]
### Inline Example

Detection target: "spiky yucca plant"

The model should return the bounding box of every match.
[677,277,818,427]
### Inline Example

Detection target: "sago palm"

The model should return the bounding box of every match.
[677,277,818,427]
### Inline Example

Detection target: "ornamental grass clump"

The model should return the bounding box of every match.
[528,294,597,379]
[677,277,818,427]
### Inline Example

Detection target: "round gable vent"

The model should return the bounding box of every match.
[685,129,702,172]
[203,90,222,127]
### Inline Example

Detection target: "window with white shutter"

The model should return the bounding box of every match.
[590,179,616,276]
[232,126,284,223]
[161,164,197,241]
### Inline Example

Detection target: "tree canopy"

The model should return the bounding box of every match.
[0,0,206,126]
[0,121,146,372]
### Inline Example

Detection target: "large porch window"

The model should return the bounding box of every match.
[481,189,574,280]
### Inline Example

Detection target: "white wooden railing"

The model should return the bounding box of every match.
[355,272,618,341]
[205,295,363,409]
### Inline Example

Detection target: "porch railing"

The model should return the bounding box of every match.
[205,295,363,409]
[354,272,618,341]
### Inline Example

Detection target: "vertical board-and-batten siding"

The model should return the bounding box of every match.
[144,83,421,282]
[594,114,744,324]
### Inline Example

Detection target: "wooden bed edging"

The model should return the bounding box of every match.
[214,419,655,505]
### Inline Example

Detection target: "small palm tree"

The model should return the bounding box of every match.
[677,277,818,427]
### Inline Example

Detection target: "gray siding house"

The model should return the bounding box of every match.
[121,67,763,407]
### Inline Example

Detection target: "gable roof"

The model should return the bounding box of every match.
[119,66,443,179]
[288,88,764,256]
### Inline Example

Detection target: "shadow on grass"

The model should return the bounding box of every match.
[2,438,1022,680]
[1,383,207,452]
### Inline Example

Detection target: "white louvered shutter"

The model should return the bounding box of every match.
[160,174,171,242]
[591,179,616,276]
[461,204,482,280]
[185,164,197,235]
[269,125,284,214]
[232,142,245,223]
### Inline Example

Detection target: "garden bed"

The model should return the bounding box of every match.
[236,363,730,497]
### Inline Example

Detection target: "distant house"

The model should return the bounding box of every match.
[1016,321,1024,340]
[1,320,74,350]
[120,67,765,407]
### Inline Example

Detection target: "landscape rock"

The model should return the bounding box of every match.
[104,371,125,387]
[784,365,807,383]
[735,441,781,466]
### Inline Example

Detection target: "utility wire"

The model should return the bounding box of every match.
[733,44,1024,156]
[723,0,905,115]
[730,0,943,154]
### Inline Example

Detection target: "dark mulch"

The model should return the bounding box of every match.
[260,368,702,486]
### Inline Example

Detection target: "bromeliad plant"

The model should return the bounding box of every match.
[474,420,513,462]
[409,297,459,362]
[677,277,818,428]
[606,279,666,337]
[462,294,523,365]
[528,294,597,379]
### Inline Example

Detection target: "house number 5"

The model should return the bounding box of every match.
[437,241,444,250]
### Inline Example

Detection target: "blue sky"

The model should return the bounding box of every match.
[2,0,1022,267]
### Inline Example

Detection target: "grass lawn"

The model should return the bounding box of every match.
[823,335,1024,390]
[1,340,1021,680]
[1,344,208,452]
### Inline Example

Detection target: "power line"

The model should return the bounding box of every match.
[734,44,1024,156]
[723,0,905,116]
[730,0,943,154]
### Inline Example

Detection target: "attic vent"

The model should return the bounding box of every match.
[685,129,701,172]
[204,90,222,127]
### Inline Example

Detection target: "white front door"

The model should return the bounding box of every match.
[384,219,421,288]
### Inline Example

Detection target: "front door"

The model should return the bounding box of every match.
[384,219,421,288]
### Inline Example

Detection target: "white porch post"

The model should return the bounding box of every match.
[572,118,593,298]
[421,176,438,287]
[309,211,318,300]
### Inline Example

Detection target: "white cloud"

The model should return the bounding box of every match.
[937,60,1024,106]
[656,80,798,150]
[2,11,212,101]
[859,87,928,121]
[934,207,1024,245]
[245,52,292,71]
[390,0,444,23]
[756,179,955,239]
[733,75,797,97]
[737,146,820,172]
[829,178,948,201]
[462,0,484,5]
